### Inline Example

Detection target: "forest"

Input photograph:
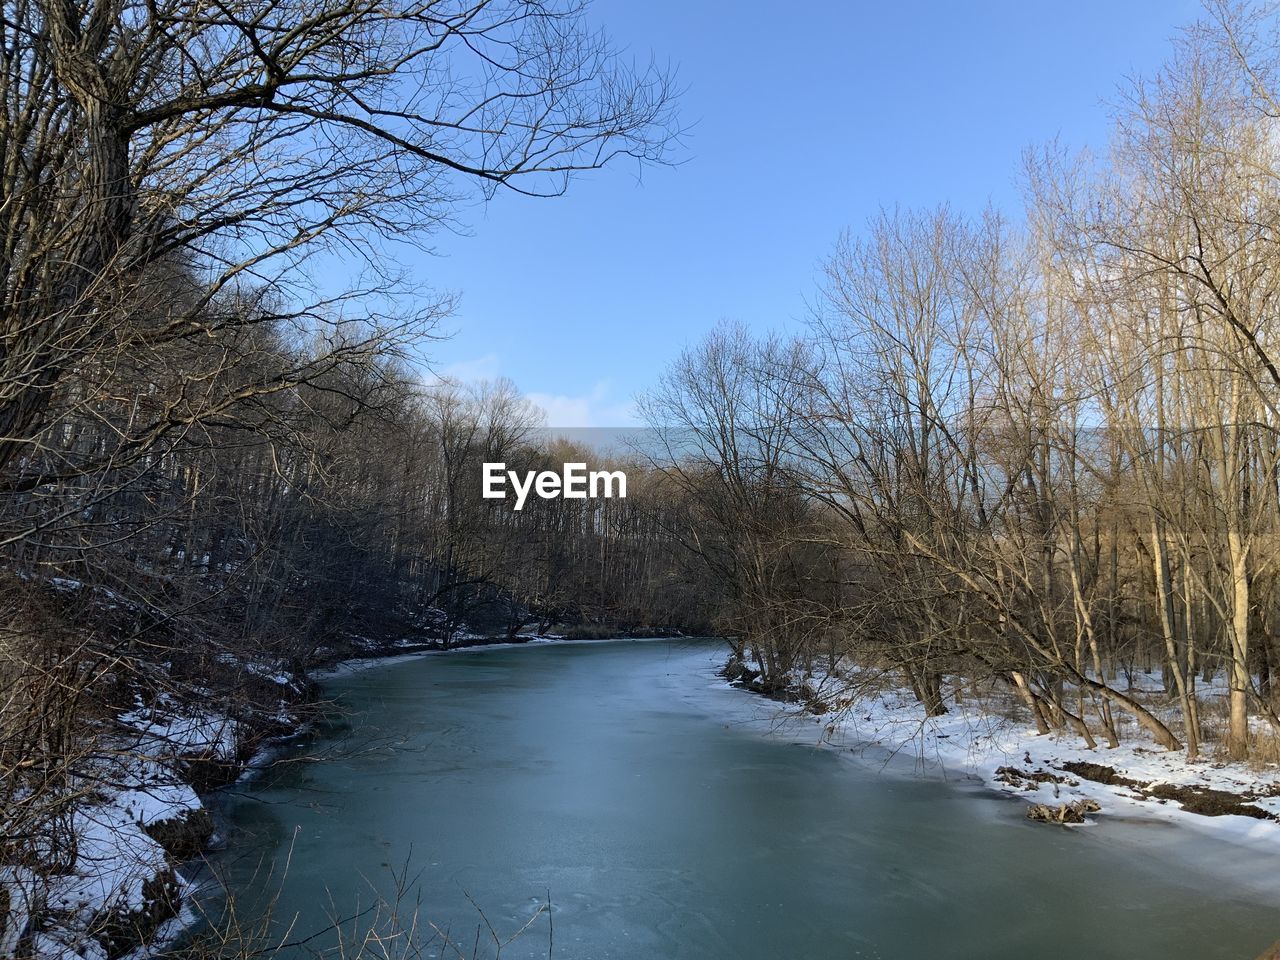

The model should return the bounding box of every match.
[7,0,1280,957]
[640,7,1280,767]
[0,0,696,953]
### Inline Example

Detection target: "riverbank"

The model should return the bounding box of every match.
[214,639,1280,960]
[33,637,1280,960]
[328,638,1280,846]
[8,681,302,960]
[724,661,1280,848]
[9,630,624,960]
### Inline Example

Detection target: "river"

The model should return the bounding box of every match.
[206,639,1280,959]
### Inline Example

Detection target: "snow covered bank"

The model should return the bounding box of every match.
[728,663,1280,849]
[1,680,299,960]
[6,629,656,960]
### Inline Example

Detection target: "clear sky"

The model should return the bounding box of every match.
[409,0,1201,426]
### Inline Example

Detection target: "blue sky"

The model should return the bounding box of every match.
[409,0,1200,426]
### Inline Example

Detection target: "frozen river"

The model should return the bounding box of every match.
[209,639,1280,959]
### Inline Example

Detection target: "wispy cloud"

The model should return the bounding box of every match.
[524,382,639,428]
[427,353,639,427]
[436,353,502,382]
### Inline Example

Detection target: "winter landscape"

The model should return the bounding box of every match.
[6,0,1280,958]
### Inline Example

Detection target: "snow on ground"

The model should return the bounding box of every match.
[116,700,240,763]
[768,665,1280,847]
[5,755,208,960]
[44,779,187,920]
[3,697,254,959]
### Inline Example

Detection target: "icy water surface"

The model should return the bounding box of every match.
[209,639,1280,960]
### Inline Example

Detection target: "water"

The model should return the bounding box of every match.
[208,639,1280,959]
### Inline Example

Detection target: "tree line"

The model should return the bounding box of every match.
[12,0,1280,953]
[643,2,1280,763]
[0,0,686,944]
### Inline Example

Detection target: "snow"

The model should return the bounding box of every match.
[116,701,239,762]
[0,868,40,957]
[214,654,300,689]
[752,664,1280,848]
[6,754,208,959]
[45,793,174,918]
[4,707,232,959]
[31,931,108,960]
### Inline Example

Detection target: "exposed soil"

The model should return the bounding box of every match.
[1059,761,1278,821]
[1058,761,1141,789]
